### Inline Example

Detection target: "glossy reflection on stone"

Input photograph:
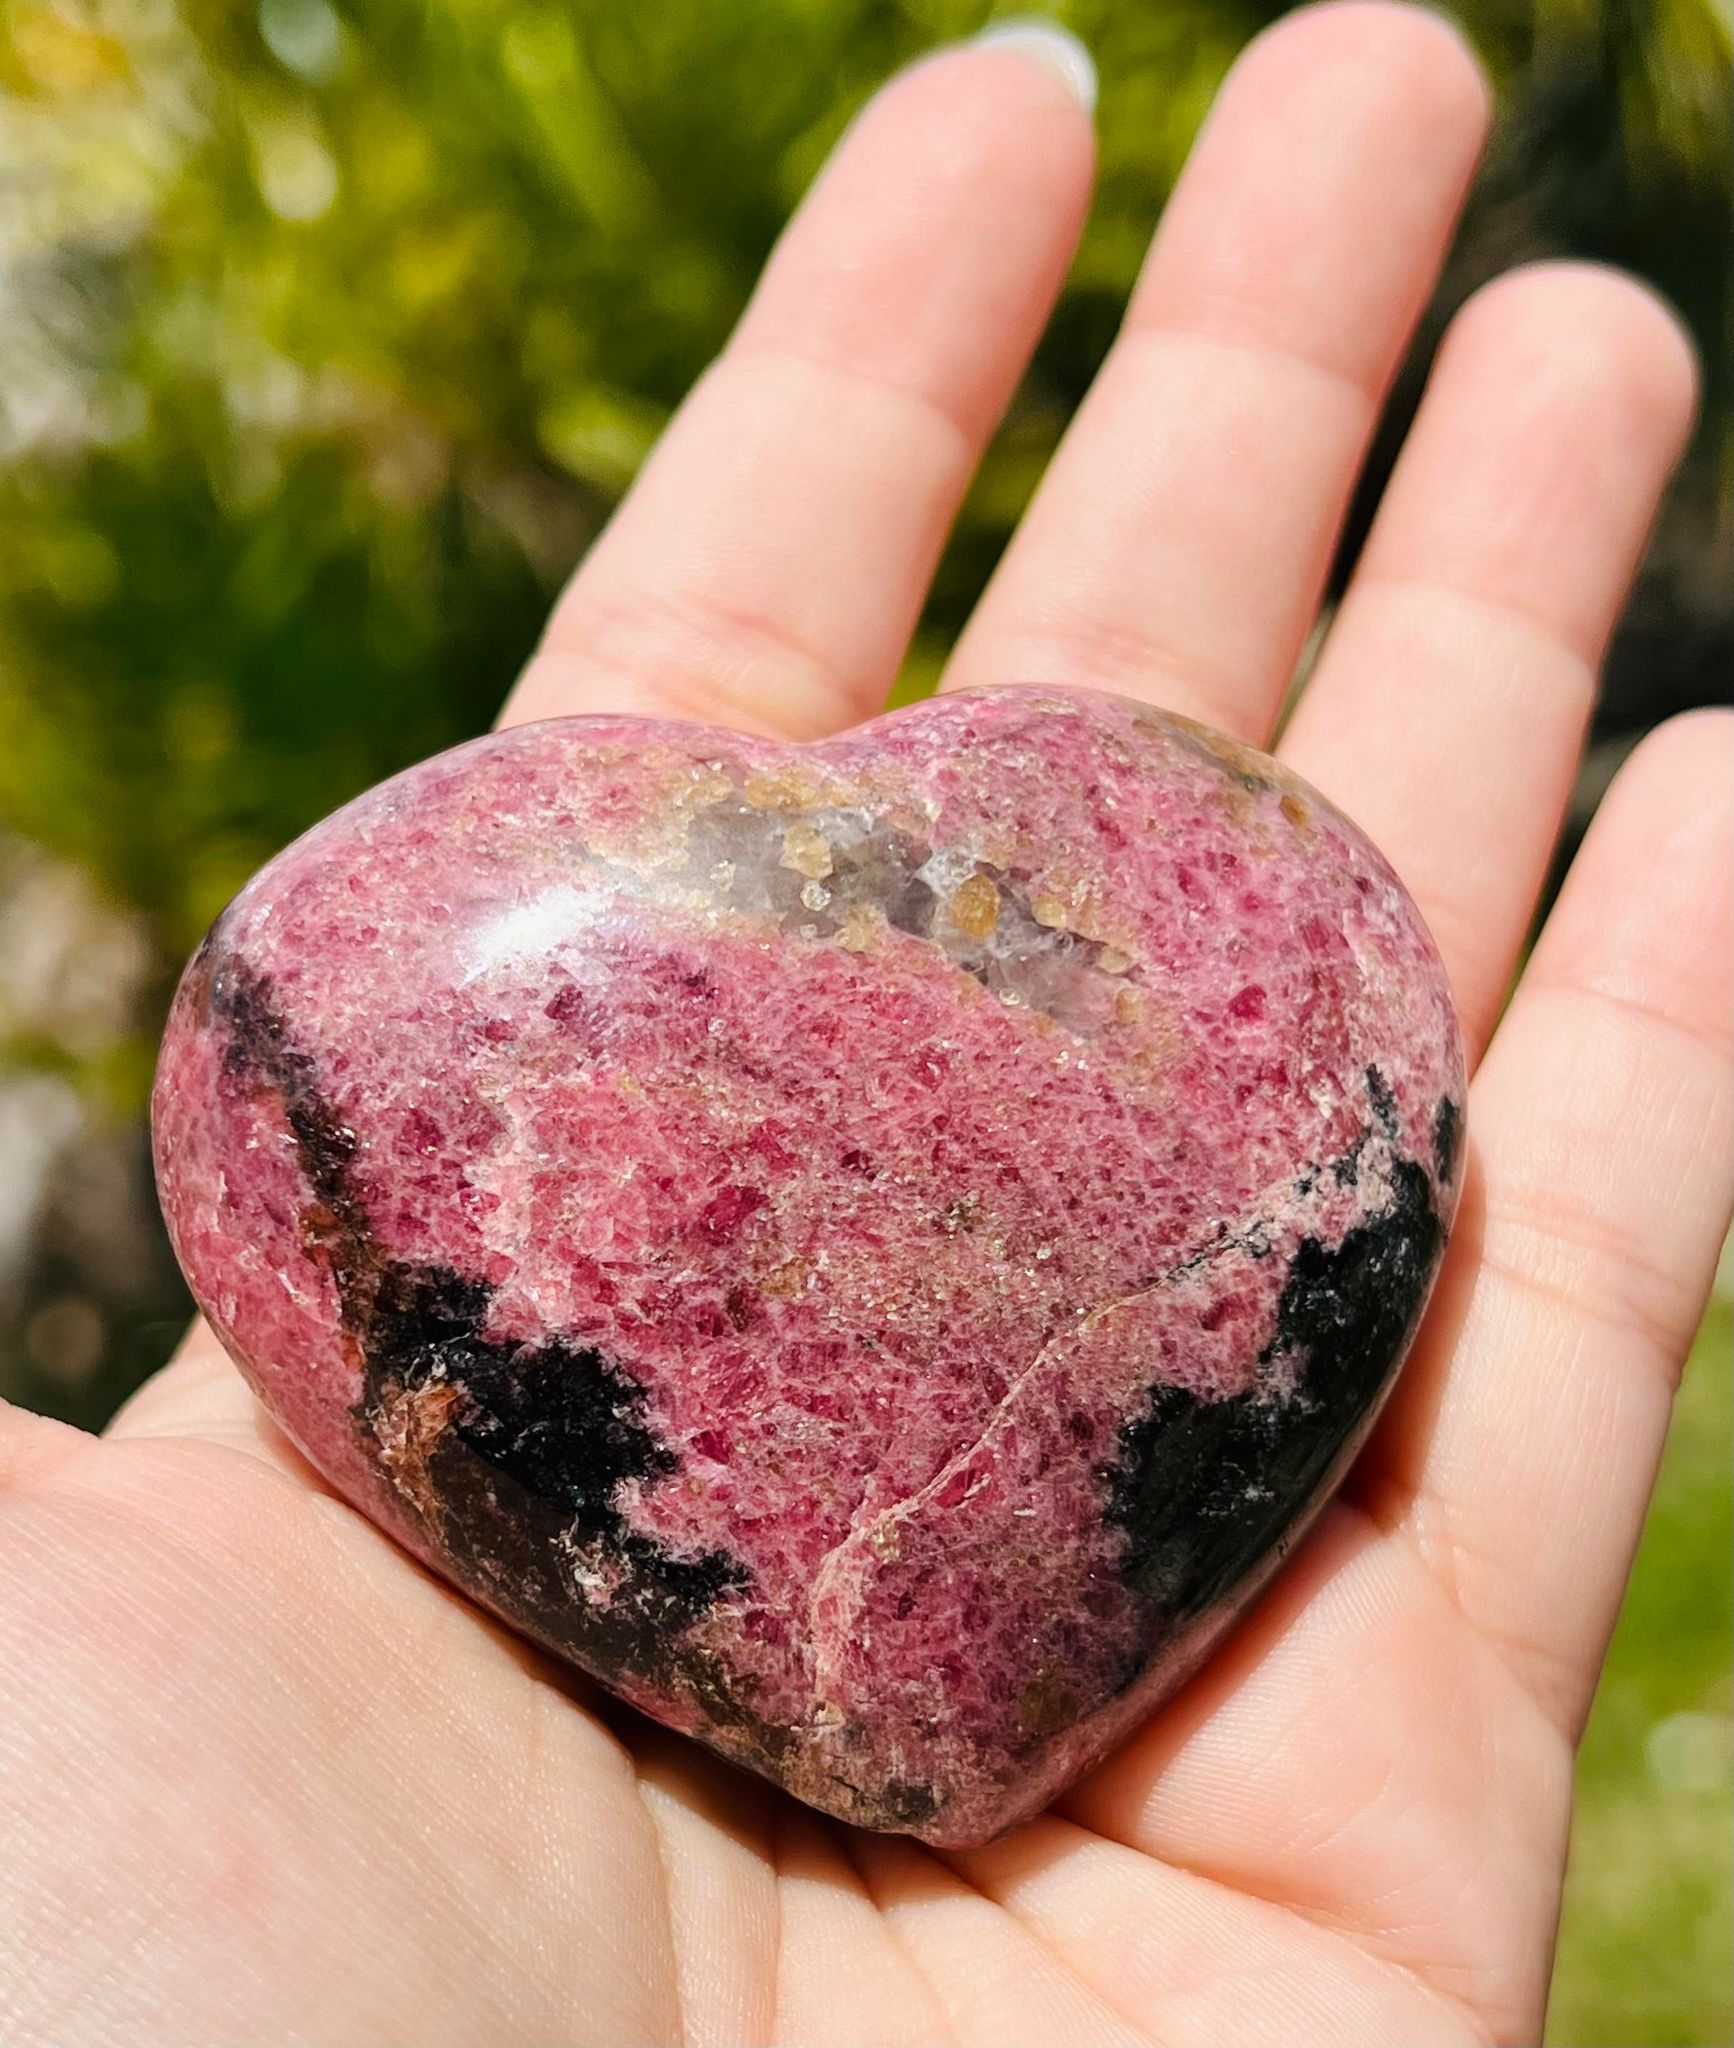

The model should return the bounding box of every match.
[152,687,1464,1845]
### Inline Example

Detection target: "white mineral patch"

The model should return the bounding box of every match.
[461,884,616,981]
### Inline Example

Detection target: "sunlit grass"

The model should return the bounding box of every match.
[1548,1299,1732,2046]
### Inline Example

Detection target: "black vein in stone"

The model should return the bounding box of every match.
[1103,1070,1449,1632]
[204,949,758,1718]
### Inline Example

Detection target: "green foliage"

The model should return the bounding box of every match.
[1548,1302,1733,2047]
[1,0,1727,967]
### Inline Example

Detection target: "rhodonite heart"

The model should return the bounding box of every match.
[153,686,1463,1845]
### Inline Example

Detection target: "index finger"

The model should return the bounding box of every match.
[506,35,1095,740]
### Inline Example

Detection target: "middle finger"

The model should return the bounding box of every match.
[944,2,1489,741]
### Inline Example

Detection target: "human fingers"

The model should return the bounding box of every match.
[943,2,1487,740]
[508,34,1095,739]
[1281,263,1698,1059]
[1364,710,1733,1741]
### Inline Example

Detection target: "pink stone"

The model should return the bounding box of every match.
[152,687,1463,1845]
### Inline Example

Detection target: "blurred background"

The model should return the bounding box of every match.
[0,0,1727,2035]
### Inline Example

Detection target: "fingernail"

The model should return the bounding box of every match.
[972,17,1097,113]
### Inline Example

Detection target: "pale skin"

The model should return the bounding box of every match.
[2,9,1729,2043]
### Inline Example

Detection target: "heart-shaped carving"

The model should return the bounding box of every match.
[153,686,1463,1845]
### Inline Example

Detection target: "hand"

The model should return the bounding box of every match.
[3,10,1727,2043]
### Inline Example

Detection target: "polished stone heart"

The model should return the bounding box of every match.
[153,687,1462,1844]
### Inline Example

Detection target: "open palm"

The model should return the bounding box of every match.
[4,11,1729,2043]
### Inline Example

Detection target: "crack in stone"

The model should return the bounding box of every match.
[801,1072,1441,1712]
[798,1135,1377,1688]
